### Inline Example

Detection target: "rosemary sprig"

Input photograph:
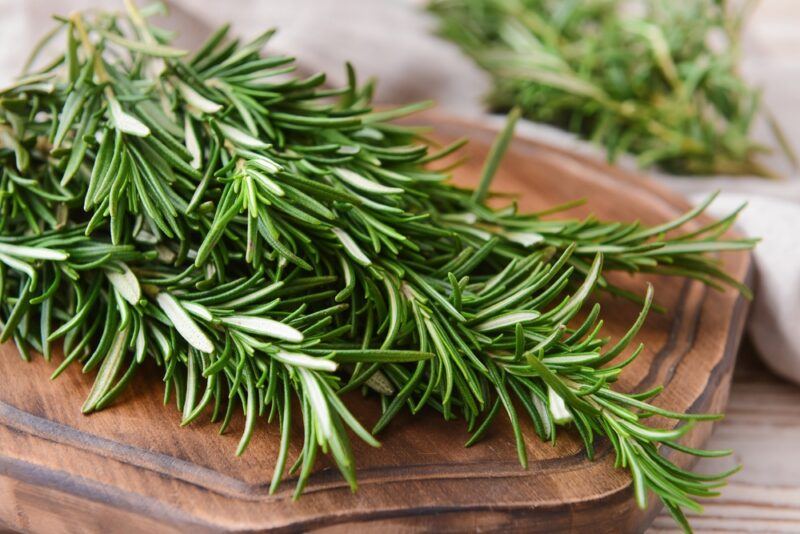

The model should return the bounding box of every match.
[429,0,793,177]
[0,3,753,530]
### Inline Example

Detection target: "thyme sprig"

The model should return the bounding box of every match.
[0,3,752,530]
[429,0,794,177]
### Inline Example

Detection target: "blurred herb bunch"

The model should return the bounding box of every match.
[429,0,793,177]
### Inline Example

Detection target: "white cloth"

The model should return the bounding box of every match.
[2,0,799,383]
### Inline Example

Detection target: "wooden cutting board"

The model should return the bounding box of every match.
[0,114,753,533]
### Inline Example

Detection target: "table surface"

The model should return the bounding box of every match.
[650,339,800,533]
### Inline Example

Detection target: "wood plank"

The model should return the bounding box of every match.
[650,343,800,533]
[0,114,753,532]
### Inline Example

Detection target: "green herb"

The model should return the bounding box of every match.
[429,0,795,177]
[0,3,753,530]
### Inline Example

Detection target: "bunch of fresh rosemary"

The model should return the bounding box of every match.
[0,3,754,531]
[429,0,792,177]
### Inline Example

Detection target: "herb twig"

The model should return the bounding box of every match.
[0,4,752,530]
[429,0,793,177]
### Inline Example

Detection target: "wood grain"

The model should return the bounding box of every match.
[650,343,800,533]
[0,114,752,533]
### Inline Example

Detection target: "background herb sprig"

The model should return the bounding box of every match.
[0,2,753,530]
[429,0,794,177]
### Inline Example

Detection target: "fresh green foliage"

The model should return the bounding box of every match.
[429,0,794,177]
[0,3,753,530]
